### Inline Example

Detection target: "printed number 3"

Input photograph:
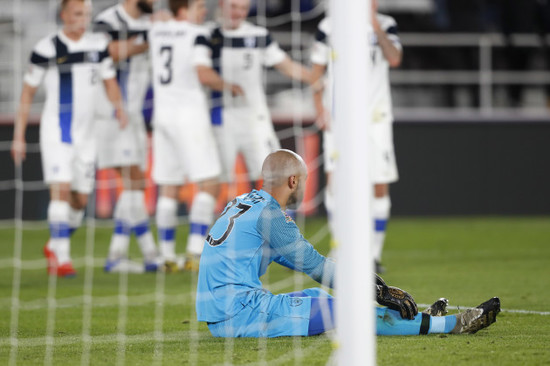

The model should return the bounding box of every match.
[206,202,251,246]
[159,46,173,84]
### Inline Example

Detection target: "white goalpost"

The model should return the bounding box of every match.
[331,0,376,365]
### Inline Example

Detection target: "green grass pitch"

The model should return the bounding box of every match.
[0,216,549,365]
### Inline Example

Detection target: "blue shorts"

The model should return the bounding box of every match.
[207,287,333,338]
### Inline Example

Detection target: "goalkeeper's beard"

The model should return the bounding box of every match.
[286,181,305,210]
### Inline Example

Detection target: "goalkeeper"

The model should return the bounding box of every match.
[196,149,500,337]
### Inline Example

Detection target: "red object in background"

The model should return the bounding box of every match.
[95,132,320,218]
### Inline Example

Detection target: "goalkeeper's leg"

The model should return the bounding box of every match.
[376,297,500,335]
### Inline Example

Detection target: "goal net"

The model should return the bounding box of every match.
[1,0,374,364]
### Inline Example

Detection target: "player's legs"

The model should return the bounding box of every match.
[68,190,86,236]
[322,130,336,234]
[181,114,222,268]
[370,122,398,273]
[377,297,501,336]
[212,124,238,184]
[287,288,335,336]
[42,141,94,277]
[152,122,187,270]
[46,183,76,277]
[105,165,158,272]
[373,183,390,273]
[156,185,180,264]
[207,288,328,338]
[185,178,220,266]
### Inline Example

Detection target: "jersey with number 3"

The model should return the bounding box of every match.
[196,189,335,323]
[208,21,286,121]
[148,20,212,125]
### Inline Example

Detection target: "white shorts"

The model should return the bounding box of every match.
[213,110,280,182]
[369,122,399,184]
[40,140,95,194]
[95,116,147,170]
[322,122,398,184]
[152,112,221,185]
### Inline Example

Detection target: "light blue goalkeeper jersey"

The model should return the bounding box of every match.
[196,189,335,323]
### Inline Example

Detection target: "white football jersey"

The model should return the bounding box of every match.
[311,15,401,124]
[208,21,286,125]
[148,20,213,125]
[93,4,151,120]
[24,30,115,147]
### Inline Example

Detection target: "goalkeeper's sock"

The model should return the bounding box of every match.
[372,195,391,262]
[48,200,72,264]
[428,314,457,334]
[68,207,84,236]
[376,308,457,335]
[186,191,215,256]
[156,196,178,261]
[107,192,131,261]
[126,191,157,263]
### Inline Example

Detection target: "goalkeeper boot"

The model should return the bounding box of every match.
[423,298,449,316]
[44,243,76,278]
[451,297,501,334]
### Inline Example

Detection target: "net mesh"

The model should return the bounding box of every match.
[2,0,334,364]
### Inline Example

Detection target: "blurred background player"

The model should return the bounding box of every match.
[149,0,244,271]
[311,0,402,273]
[11,0,127,277]
[94,0,162,273]
[209,0,313,191]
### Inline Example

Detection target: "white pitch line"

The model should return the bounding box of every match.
[0,257,105,270]
[417,303,550,316]
[0,331,205,349]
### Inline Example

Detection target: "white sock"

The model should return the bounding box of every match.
[156,196,178,261]
[126,190,158,263]
[48,200,71,264]
[68,207,84,236]
[108,191,131,261]
[186,192,216,256]
[324,185,335,236]
[372,195,391,262]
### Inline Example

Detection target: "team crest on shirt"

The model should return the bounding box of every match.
[282,210,294,224]
[86,51,100,63]
[287,297,303,307]
[244,36,256,48]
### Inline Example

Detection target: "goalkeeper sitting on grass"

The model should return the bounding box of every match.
[196,149,500,337]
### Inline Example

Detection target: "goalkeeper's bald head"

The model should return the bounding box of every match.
[261,149,308,209]
[262,149,307,187]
